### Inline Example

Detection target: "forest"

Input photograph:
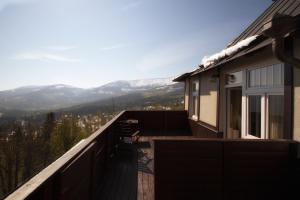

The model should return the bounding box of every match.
[0,97,183,199]
[0,112,99,199]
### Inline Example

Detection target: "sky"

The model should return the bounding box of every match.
[0,0,272,91]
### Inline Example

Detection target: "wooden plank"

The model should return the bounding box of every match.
[6,111,126,200]
[137,137,154,200]
[96,146,137,200]
[58,142,96,200]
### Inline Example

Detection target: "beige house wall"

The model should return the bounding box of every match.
[188,76,199,118]
[184,79,189,111]
[219,47,281,134]
[199,69,218,127]
[293,36,300,142]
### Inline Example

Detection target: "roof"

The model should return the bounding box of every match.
[173,72,193,82]
[198,36,272,74]
[229,0,300,47]
[179,0,300,80]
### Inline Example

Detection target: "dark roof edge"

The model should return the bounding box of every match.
[229,0,278,46]
[173,72,193,82]
[191,39,272,77]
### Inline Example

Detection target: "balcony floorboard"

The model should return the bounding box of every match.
[96,145,137,200]
[96,135,191,200]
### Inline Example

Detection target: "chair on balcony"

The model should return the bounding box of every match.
[116,119,140,152]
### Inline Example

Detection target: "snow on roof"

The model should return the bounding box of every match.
[201,35,259,68]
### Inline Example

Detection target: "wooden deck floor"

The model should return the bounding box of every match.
[96,137,155,200]
[96,146,138,200]
[137,137,154,200]
[96,136,190,200]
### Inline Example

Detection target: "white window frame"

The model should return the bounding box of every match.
[225,70,243,138]
[243,93,266,139]
[191,80,199,121]
[241,64,284,139]
[265,92,284,139]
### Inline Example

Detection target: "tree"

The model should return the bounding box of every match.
[13,126,23,188]
[22,123,34,181]
[42,112,55,166]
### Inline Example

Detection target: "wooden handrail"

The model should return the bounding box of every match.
[5,111,126,200]
[5,110,190,200]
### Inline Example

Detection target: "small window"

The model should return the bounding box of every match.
[190,80,199,120]
[248,95,261,138]
[268,95,284,139]
[192,82,198,93]
[226,71,243,85]
[248,64,284,88]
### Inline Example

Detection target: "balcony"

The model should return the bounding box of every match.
[5,111,299,200]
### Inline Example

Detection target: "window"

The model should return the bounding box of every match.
[243,64,285,139]
[248,95,261,138]
[248,64,284,88]
[226,71,243,85]
[268,95,284,139]
[191,80,199,120]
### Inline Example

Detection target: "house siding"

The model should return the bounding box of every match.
[293,36,300,142]
[219,46,281,136]
[184,79,189,111]
[199,70,218,127]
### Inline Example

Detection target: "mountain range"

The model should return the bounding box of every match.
[0,77,183,113]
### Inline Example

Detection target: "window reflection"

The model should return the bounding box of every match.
[248,95,261,138]
[268,95,284,139]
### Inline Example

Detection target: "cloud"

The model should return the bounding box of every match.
[100,44,125,51]
[46,45,78,51]
[13,52,81,63]
[0,0,35,12]
[137,39,202,72]
[121,1,143,11]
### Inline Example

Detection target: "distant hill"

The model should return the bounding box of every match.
[61,82,184,115]
[0,78,183,114]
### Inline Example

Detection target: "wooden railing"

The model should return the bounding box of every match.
[154,138,298,200]
[5,110,190,200]
[123,110,190,136]
[5,111,126,200]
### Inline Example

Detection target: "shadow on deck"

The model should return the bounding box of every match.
[96,146,137,200]
[96,137,155,200]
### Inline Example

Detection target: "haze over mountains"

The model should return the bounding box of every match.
[0,78,183,112]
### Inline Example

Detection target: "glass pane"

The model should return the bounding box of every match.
[226,71,243,85]
[267,66,273,86]
[192,96,198,116]
[255,69,261,87]
[228,88,242,139]
[249,70,256,87]
[260,67,267,86]
[192,82,197,92]
[273,64,282,86]
[269,95,284,139]
[248,95,261,137]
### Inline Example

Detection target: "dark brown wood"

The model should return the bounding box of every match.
[230,0,299,46]
[197,75,201,121]
[124,111,190,135]
[154,139,223,200]
[223,140,296,200]
[216,68,221,132]
[189,119,223,138]
[96,146,137,200]
[183,79,186,108]
[8,111,299,200]
[137,136,155,200]
[283,36,294,139]
[154,139,298,200]
[58,142,96,200]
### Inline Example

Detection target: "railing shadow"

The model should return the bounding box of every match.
[137,141,153,175]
